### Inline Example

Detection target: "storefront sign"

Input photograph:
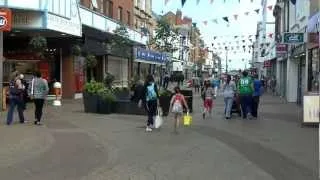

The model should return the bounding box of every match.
[303,95,320,123]
[135,48,169,65]
[263,60,272,68]
[0,8,12,31]
[13,11,43,29]
[283,33,304,44]
[276,44,287,54]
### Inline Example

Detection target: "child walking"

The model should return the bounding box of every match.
[202,80,215,119]
[170,87,189,134]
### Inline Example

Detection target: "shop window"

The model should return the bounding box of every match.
[127,11,131,26]
[91,0,98,9]
[108,1,113,18]
[308,48,320,92]
[103,0,108,15]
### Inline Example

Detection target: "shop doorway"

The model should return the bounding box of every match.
[297,56,306,105]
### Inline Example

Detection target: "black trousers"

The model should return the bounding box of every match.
[34,99,45,121]
[146,100,157,126]
[252,96,260,117]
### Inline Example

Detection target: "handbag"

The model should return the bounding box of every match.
[183,112,192,126]
[154,108,163,129]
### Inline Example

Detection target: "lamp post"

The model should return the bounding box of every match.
[225,46,228,74]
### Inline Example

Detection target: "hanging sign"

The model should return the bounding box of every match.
[283,32,304,44]
[0,8,12,31]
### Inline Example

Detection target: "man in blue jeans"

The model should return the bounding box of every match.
[252,75,263,118]
[7,73,25,125]
[238,71,253,119]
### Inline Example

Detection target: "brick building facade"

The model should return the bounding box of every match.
[80,0,133,27]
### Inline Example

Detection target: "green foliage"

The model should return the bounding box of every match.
[98,88,116,102]
[85,54,97,69]
[103,72,115,89]
[109,25,132,58]
[84,80,105,95]
[29,35,47,57]
[159,89,173,97]
[71,44,81,56]
[150,17,179,53]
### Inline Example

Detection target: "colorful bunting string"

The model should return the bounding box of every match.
[165,0,170,5]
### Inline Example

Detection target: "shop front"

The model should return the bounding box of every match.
[134,48,169,83]
[307,33,319,94]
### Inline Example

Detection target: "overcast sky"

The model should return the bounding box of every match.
[152,0,276,70]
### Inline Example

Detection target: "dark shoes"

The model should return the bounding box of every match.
[34,121,42,126]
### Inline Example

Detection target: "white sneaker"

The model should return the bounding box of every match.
[146,127,152,132]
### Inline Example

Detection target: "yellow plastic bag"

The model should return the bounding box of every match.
[183,112,192,126]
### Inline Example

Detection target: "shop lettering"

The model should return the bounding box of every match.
[0,16,7,27]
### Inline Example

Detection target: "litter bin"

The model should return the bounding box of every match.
[180,89,193,113]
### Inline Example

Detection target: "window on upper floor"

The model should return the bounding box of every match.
[91,0,98,9]
[118,6,123,22]
[109,1,113,18]
[103,0,108,15]
[127,11,131,26]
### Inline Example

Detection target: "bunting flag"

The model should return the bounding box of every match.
[210,0,214,4]
[182,0,187,7]
[197,0,200,5]
[234,14,238,20]
[234,36,238,39]
[290,0,296,5]
[245,12,249,16]
[254,9,260,14]
[211,19,218,24]
[165,0,170,5]
[203,21,208,25]
[251,0,254,2]
[214,36,217,40]
[267,5,273,11]
[222,17,229,23]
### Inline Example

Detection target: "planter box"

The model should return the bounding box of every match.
[97,99,113,114]
[180,90,193,113]
[83,92,99,113]
[113,100,146,115]
[159,95,172,116]
[114,91,131,100]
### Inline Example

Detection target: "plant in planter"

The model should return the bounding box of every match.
[97,88,116,114]
[159,89,173,116]
[83,81,104,113]
[103,72,115,89]
[29,35,47,57]
[85,54,97,81]
[71,44,82,56]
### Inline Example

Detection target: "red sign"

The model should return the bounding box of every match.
[264,60,272,68]
[0,8,12,32]
[276,44,287,54]
[38,62,50,81]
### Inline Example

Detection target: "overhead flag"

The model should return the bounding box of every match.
[254,9,260,14]
[197,0,200,5]
[211,19,218,24]
[165,0,170,5]
[182,0,187,7]
[267,5,273,11]
[203,21,208,25]
[251,0,254,2]
[268,33,273,38]
[222,17,229,23]
[210,0,214,4]
[234,14,238,20]
[234,36,238,39]
[245,12,249,16]
[214,36,217,40]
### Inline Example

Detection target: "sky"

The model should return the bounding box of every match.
[152,0,276,70]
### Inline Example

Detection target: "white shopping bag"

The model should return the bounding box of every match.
[154,108,163,129]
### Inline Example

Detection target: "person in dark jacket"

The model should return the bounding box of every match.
[131,80,144,103]
[139,74,159,132]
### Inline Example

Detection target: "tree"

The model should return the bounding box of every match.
[150,17,179,53]
[85,54,97,81]
[108,25,133,58]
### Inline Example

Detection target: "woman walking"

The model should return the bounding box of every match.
[169,86,189,134]
[201,80,215,119]
[140,75,159,132]
[223,75,237,119]
[6,72,25,125]
[29,71,49,125]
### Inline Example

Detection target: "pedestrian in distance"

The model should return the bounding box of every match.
[163,72,170,89]
[19,74,29,110]
[140,74,159,132]
[6,72,25,125]
[28,71,49,125]
[238,71,254,119]
[201,80,215,119]
[222,75,237,119]
[252,74,263,118]
[193,77,200,93]
[169,86,189,134]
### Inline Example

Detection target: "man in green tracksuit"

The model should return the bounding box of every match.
[238,71,254,119]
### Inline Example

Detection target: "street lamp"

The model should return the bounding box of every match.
[225,46,228,74]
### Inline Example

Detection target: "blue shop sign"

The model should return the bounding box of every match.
[135,48,169,64]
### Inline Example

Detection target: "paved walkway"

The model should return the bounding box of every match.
[0,93,318,180]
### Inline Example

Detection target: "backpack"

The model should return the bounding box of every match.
[146,83,157,101]
[172,94,183,113]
